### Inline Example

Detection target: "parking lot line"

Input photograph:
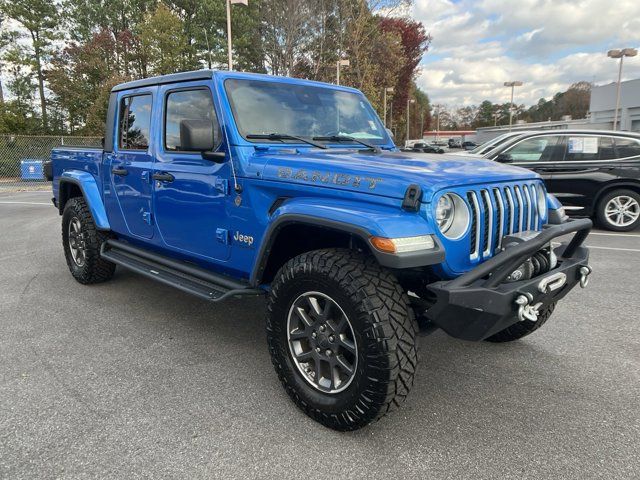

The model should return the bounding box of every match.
[586,245,640,253]
[589,232,640,238]
[0,201,51,205]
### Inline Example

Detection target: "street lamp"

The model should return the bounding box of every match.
[406,98,415,145]
[608,48,638,130]
[504,81,523,132]
[336,59,350,85]
[226,0,248,71]
[383,87,394,127]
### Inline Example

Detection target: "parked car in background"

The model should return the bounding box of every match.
[450,131,533,157]
[448,138,462,148]
[462,141,478,150]
[411,142,445,154]
[484,130,640,231]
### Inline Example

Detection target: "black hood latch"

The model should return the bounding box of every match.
[402,184,422,212]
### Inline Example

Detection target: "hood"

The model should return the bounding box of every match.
[258,149,539,202]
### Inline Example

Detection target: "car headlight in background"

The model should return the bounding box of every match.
[435,193,470,239]
[536,185,547,218]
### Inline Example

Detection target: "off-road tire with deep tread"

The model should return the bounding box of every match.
[62,197,115,284]
[266,248,418,431]
[484,302,556,343]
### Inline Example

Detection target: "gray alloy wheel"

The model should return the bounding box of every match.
[67,216,86,267]
[286,291,357,394]
[603,195,640,228]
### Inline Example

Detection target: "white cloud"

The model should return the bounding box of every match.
[411,0,640,106]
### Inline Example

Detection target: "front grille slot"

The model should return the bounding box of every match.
[493,188,505,250]
[480,190,493,257]
[467,191,481,260]
[466,183,542,261]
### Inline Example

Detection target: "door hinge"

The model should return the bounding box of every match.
[216,228,229,244]
[143,211,153,225]
[215,178,229,195]
[141,170,151,183]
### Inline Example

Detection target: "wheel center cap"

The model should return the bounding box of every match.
[317,332,331,348]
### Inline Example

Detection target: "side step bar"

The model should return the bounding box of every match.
[100,239,264,302]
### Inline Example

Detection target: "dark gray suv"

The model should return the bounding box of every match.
[484,130,640,231]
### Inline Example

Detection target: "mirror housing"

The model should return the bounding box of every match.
[180,119,226,163]
[180,119,216,151]
[495,152,513,163]
[385,127,395,141]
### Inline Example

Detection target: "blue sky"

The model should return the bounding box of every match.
[409,0,640,107]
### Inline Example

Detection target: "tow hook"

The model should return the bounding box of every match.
[515,293,542,322]
[579,266,592,288]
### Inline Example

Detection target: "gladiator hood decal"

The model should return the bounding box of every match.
[259,149,540,202]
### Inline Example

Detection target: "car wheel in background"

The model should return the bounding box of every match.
[596,189,640,232]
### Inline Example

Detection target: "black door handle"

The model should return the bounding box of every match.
[112,167,128,176]
[152,172,175,182]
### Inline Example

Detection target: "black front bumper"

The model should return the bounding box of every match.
[427,218,592,341]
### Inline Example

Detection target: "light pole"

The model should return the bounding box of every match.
[504,81,523,131]
[226,0,248,71]
[406,98,415,145]
[383,87,394,127]
[336,59,350,85]
[608,48,638,130]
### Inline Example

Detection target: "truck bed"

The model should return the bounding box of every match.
[51,147,104,202]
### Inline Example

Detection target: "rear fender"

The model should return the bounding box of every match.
[58,170,110,230]
[251,197,444,285]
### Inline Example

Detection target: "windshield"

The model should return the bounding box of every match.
[471,133,528,155]
[224,78,390,146]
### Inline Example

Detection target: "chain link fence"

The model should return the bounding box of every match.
[0,135,102,192]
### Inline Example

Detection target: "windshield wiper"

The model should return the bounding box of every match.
[246,133,327,149]
[312,135,380,152]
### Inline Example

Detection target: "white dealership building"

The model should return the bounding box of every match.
[474,78,640,142]
[588,78,640,132]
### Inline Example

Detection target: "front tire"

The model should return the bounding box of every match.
[266,249,418,431]
[596,189,640,231]
[62,197,115,284]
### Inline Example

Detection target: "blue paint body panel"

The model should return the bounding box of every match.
[51,70,549,285]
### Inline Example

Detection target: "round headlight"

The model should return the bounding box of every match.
[536,185,547,219]
[435,193,470,239]
[436,194,455,232]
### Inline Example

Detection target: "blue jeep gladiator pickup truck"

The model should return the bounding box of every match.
[51,70,592,431]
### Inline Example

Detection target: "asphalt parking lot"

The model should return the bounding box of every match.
[1,191,639,479]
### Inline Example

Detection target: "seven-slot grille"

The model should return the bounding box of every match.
[466,183,544,261]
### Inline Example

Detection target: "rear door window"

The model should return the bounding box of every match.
[564,136,602,161]
[118,94,152,150]
[614,137,640,158]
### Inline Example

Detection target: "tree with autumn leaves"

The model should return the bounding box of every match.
[0,0,432,137]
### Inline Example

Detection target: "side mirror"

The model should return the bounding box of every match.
[385,127,395,141]
[495,152,513,163]
[180,119,225,163]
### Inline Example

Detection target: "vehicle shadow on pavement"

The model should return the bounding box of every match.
[108,269,586,438]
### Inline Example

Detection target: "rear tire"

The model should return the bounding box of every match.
[62,197,115,284]
[484,302,555,343]
[595,189,640,232]
[266,248,418,431]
